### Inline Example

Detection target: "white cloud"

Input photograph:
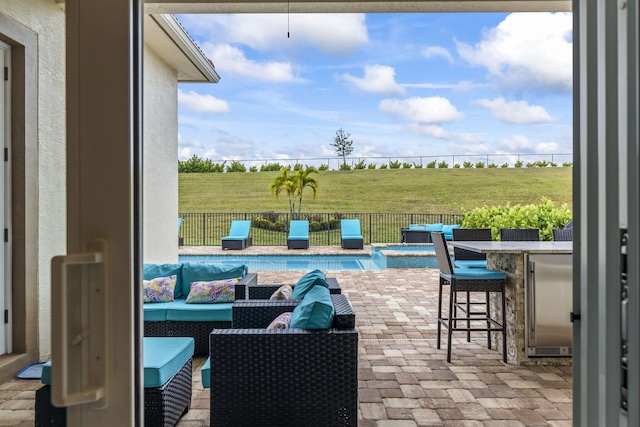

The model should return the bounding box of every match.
[178,147,192,160]
[202,43,296,83]
[378,96,463,124]
[178,14,369,55]
[475,97,553,124]
[406,124,449,138]
[421,46,454,64]
[496,134,535,152]
[456,12,572,92]
[340,65,405,95]
[178,90,231,114]
[453,80,485,93]
[536,141,559,152]
[402,83,456,89]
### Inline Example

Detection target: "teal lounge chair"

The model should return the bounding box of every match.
[287,220,309,249]
[221,220,252,250]
[341,219,364,249]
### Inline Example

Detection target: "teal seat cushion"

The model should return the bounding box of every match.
[143,263,183,297]
[341,219,363,238]
[41,361,52,385]
[201,357,210,389]
[222,220,251,239]
[42,337,195,388]
[291,269,327,300]
[181,263,246,297]
[443,267,506,281]
[442,224,461,240]
[289,220,309,239]
[143,337,194,388]
[425,223,443,232]
[290,285,335,329]
[454,260,488,269]
[143,302,170,321]
[408,224,426,230]
[288,234,309,240]
[166,300,233,321]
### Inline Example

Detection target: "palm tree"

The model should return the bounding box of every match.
[269,166,319,218]
[293,166,318,218]
[269,167,296,214]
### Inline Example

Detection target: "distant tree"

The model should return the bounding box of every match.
[331,128,354,169]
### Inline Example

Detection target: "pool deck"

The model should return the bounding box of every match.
[0,246,572,426]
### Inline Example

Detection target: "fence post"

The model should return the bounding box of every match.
[202,213,206,246]
[327,213,331,245]
[369,214,372,245]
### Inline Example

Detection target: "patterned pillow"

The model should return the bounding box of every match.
[143,275,177,303]
[185,277,240,303]
[267,312,293,330]
[269,284,293,301]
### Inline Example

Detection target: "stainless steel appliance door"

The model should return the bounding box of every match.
[526,254,573,354]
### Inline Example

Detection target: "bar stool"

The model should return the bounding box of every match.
[499,228,540,241]
[431,231,507,363]
[452,228,492,269]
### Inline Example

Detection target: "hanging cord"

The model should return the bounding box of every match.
[288,0,290,38]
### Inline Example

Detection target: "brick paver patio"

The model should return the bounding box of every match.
[0,246,573,426]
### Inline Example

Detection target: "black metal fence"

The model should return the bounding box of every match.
[178,212,464,246]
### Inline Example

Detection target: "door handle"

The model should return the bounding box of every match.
[51,239,110,408]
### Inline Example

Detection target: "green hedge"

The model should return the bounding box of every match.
[461,197,572,241]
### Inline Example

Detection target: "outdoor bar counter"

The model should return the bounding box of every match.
[449,241,573,365]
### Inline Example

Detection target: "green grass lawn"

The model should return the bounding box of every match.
[179,167,572,214]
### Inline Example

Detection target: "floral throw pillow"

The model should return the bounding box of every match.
[185,277,240,304]
[269,284,293,301]
[267,312,293,330]
[143,275,177,303]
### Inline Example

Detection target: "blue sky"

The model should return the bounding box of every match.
[175,12,573,168]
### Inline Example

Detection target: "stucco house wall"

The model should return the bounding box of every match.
[142,46,179,264]
[0,1,208,378]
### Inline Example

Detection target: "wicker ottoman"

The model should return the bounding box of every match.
[35,337,194,427]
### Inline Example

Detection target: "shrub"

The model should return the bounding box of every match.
[475,162,485,169]
[249,166,258,172]
[226,160,247,172]
[550,162,558,167]
[339,163,352,171]
[461,197,572,241]
[413,162,423,169]
[379,164,388,169]
[402,162,413,169]
[354,160,367,170]
[367,163,377,169]
[426,160,437,168]
[293,163,304,171]
[514,160,524,168]
[488,163,498,168]
[260,162,283,172]
[562,162,573,167]
[500,162,509,168]
[178,155,226,173]
[453,163,461,168]
[526,162,535,168]
[318,164,329,171]
[463,161,473,168]
[389,160,401,169]
[437,161,449,169]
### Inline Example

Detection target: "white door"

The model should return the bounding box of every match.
[51,0,143,424]
[0,39,11,356]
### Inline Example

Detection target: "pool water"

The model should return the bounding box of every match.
[179,255,383,271]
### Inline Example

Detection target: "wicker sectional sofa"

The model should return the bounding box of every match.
[143,262,258,355]
[207,292,358,426]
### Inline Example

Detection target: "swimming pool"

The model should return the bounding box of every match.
[179,255,383,271]
[371,244,439,269]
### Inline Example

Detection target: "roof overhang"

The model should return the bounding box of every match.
[142,0,571,14]
[145,14,220,83]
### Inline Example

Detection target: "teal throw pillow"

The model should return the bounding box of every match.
[290,285,335,329]
[290,269,327,300]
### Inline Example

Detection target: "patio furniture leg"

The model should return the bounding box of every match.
[447,285,454,363]
[437,277,443,349]
[486,291,491,349]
